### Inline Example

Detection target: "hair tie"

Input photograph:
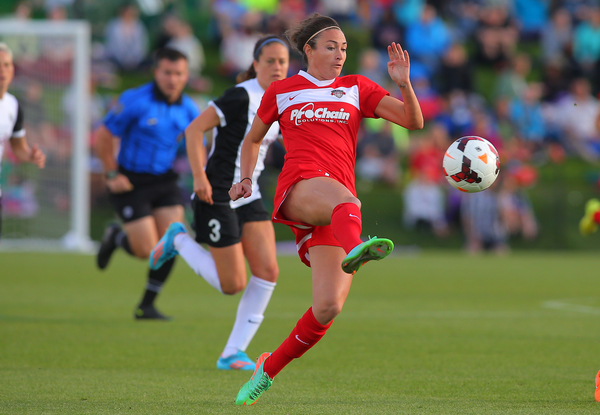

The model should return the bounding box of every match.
[254,38,288,60]
[303,26,340,50]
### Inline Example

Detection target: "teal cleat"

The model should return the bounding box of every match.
[217,351,255,371]
[235,352,273,406]
[580,199,600,236]
[341,236,394,274]
[149,222,187,270]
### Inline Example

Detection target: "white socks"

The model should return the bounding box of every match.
[222,276,276,358]
[173,233,277,359]
[173,233,223,293]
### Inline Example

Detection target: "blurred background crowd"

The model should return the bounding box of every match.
[1,0,600,252]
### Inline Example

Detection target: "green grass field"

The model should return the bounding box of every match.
[2,250,600,414]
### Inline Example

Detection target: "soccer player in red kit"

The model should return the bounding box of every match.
[229,13,424,405]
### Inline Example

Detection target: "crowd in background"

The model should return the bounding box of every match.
[2,0,600,252]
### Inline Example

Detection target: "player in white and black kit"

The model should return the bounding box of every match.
[148,35,289,371]
[0,43,46,239]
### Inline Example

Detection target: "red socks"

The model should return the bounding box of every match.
[331,202,363,254]
[263,307,333,378]
[261,204,359,378]
[594,211,600,224]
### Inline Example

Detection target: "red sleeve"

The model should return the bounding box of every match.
[257,81,279,125]
[357,75,389,119]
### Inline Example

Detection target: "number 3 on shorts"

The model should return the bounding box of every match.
[208,218,221,242]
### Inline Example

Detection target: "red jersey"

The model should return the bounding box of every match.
[258,70,389,193]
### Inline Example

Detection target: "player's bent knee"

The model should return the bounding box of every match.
[132,245,153,259]
[252,264,279,283]
[133,249,152,259]
[313,302,343,324]
[220,279,247,295]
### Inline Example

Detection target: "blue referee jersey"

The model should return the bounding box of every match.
[103,82,199,175]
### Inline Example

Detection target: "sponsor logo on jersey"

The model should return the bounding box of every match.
[289,103,350,126]
[331,89,345,99]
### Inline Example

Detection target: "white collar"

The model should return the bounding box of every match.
[299,70,336,87]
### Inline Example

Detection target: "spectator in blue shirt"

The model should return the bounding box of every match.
[509,82,547,149]
[513,0,549,41]
[94,48,199,320]
[404,4,451,76]
[572,6,600,77]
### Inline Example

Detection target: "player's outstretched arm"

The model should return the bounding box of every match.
[374,42,424,131]
[185,107,221,205]
[229,116,271,201]
[9,136,46,168]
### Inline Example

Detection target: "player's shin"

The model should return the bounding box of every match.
[263,307,333,377]
[173,233,223,293]
[222,276,276,357]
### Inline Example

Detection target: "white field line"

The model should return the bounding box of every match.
[543,298,600,315]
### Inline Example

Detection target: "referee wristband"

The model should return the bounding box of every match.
[105,170,118,180]
[240,177,252,185]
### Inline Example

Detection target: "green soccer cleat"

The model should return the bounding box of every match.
[580,199,600,236]
[341,236,394,274]
[235,352,273,406]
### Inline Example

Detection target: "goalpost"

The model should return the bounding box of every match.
[0,20,93,252]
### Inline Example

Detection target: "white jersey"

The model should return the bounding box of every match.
[205,77,280,209]
[0,92,25,196]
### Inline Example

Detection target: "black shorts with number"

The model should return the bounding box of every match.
[192,197,270,248]
[109,168,182,223]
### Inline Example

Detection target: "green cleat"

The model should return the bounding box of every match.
[235,352,273,406]
[342,236,394,274]
[580,199,600,236]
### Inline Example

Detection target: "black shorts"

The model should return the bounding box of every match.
[109,169,182,223]
[192,197,270,248]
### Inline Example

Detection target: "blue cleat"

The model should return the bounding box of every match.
[217,351,255,371]
[149,222,187,270]
[341,236,394,274]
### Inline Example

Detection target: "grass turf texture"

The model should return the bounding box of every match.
[1,251,600,414]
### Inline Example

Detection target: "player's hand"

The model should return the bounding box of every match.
[106,174,134,194]
[30,144,46,168]
[387,42,410,87]
[229,181,252,201]
[194,175,213,205]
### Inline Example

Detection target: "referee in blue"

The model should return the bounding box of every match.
[95,48,199,320]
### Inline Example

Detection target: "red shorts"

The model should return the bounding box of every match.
[272,163,354,267]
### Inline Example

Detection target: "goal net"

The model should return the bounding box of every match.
[0,20,93,252]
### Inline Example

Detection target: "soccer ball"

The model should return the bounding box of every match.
[442,136,500,193]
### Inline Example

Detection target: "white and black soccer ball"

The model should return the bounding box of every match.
[442,136,500,193]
